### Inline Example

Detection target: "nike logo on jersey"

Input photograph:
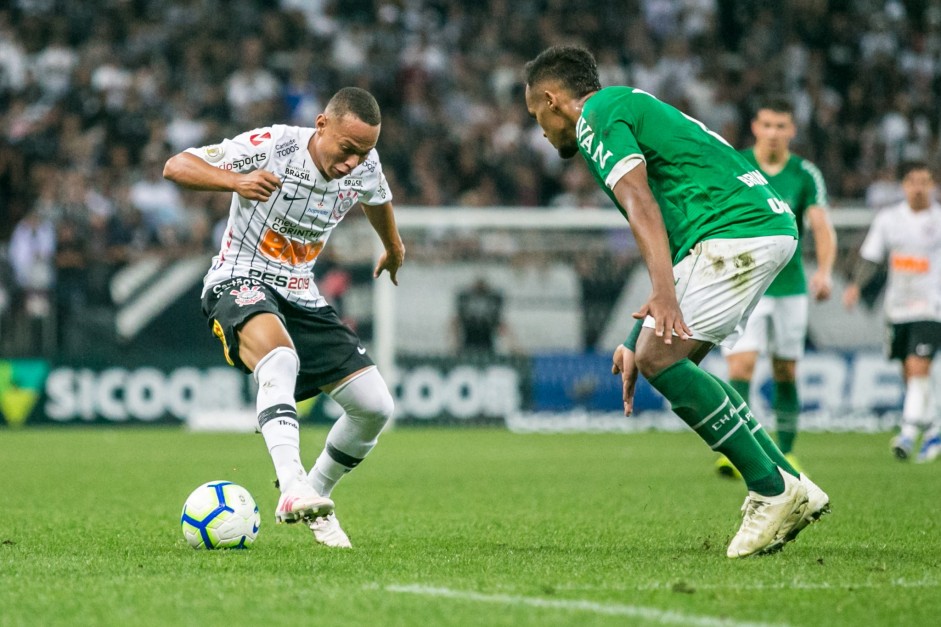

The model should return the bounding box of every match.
[282,194,306,201]
[357,346,367,354]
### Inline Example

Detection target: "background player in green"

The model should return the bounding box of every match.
[524,45,831,558]
[717,98,837,479]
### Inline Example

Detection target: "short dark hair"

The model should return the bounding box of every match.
[899,160,932,180]
[327,87,381,126]
[524,45,601,98]
[755,96,794,117]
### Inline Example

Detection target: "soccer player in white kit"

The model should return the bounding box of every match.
[843,161,941,463]
[163,87,405,547]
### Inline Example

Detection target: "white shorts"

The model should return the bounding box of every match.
[721,294,809,360]
[642,236,797,348]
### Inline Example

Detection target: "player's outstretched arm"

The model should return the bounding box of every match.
[163,152,281,201]
[612,165,691,344]
[362,201,405,285]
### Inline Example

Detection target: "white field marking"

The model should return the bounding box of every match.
[382,584,789,627]
[556,578,940,592]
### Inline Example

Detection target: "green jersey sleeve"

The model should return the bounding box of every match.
[578,87,797,264]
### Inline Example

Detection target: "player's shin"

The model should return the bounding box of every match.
[255,347,306,491]
[708,373,799,477]
[647,359,783,496]
[309,367,394,497]
[772,380,800,454]
[902,376,931,441]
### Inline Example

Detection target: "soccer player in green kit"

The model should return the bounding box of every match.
[524,46,830,558]
[717,98,837,479]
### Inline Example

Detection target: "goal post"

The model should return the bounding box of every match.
[337,204,901,431]
[372,207,630,377]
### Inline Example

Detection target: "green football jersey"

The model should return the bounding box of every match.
[577,87,797,264]
[740,148,829,296]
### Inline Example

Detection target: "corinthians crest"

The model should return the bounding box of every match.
[230,284,266,306]
[331,190,359,221]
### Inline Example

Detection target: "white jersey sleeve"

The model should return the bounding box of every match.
[858,210,889,264]
[356,153,393,206]
[185,128,275,173]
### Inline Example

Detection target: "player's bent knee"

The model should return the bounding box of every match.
[330,367,395,428]
[254,346,300,384]
[635,350,672,380]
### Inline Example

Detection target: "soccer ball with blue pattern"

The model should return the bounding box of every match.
[181,481,260,549]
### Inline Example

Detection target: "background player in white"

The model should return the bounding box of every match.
[163,87,405,547]
[717,98,837,478]
[843,161,941,463]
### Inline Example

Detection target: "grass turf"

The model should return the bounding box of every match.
[1,427,939,626]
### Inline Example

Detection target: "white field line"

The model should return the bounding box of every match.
[556,578,940,592]
[382,584,789,627]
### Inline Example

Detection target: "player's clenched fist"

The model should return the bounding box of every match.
[235,170,282,201]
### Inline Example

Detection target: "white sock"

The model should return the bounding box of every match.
[309,367,394,497]
[254,347,304,491]
[901,376,931,440]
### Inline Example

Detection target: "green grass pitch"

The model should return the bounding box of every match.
[1,427,939,626]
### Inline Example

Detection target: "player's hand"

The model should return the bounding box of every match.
[612,344,639,416]
[842,283,860,310]
[632,292,691,345]
[374,243,405,285]
[810,270,833,301]
[234,170,282,201]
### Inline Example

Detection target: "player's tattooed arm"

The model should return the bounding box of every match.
[842,258,881,310]
[163,152,282,201]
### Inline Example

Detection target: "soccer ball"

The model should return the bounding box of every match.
[180,481,260,549]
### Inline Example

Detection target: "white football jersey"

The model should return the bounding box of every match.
[858,201,941,323]
[187,124,392,308]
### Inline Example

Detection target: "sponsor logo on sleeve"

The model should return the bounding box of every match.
[250,131,272,146]
[204,145,225,163]
[219,153,267,171]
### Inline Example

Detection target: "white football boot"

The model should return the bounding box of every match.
[891,435,914,461]
[916,434,941,464]
[309,513,352,548]
[727,469,809,559]
[775,473,830,547]
[275,475,335,524]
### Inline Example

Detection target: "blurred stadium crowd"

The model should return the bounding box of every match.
[1,0,939,356]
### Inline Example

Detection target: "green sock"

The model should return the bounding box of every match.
[647,360,783,495]
[710,373,799,478]
[773,380,799,455]
[730,379,750,405]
